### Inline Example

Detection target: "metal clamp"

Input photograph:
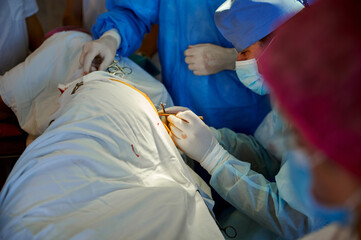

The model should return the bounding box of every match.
[106,57,133,77]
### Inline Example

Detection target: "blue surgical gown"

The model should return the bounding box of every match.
[92,0,271,134]
[208,112,333,239]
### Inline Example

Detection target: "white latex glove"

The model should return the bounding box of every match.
[158,106,190,133]
[167,110,230,174]
[184,43,237,76]
[80,29,121,74]
[159,106,190,114]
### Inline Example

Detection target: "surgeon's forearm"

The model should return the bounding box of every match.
[224,47,238,70]
[210,160,312,238]
[26,14,44,51]
[91,1,159,57]
[211,127,280,179]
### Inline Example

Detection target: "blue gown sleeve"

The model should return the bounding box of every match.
[92,0,160,57]
[209,128,315,238]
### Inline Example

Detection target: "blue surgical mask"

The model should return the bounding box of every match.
[235,58,269,95]
[286,150,357,226]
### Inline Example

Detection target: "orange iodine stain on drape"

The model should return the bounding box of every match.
[109,78,172,156]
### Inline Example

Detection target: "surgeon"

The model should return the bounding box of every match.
[213,0,303,157]
[258,0,361,238]
[78,0,271,134]
[165,0,335,239]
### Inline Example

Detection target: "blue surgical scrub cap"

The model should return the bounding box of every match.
[215,0,304,51]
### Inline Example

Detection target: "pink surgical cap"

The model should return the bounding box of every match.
[259,0,361,179]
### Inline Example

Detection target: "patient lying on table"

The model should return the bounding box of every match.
[0,31,223,239]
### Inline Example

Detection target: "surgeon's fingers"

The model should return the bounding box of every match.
[79,48,85,66]
[80,42,94,67]
[185,56,194,64]
[176,110,199,124]
[188,64,196,71]
[98,53,113,71]
[185,46,202,56]
[193,70,205,76]
[167,115,189,129]
[90,66,97,72]
[163,106,190,114]
[167,115,182,127]
[168,123,184,140]
[184,48,194,57]
[82,49,99,74]
[79,50,90,73]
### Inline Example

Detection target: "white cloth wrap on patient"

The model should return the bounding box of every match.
[0,69,223,240]
[0,31,221,239]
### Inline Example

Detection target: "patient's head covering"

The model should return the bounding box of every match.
[259,0,361,179]
[214,0,304,51]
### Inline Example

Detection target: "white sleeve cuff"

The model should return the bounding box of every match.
[25,0,39,18]
[201,143,230,175]
[102,29,122,49]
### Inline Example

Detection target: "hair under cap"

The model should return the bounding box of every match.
[259,0,361,179]
[214,0,304,51]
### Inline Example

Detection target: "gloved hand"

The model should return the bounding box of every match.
[80,29,121,74]
[159,106,190,114]
[184,43,238,76]
[167,110,230,174]
[158,106,191,133]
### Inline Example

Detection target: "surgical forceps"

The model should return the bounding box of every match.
[106,56,132,77]
[158,103,204,120]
